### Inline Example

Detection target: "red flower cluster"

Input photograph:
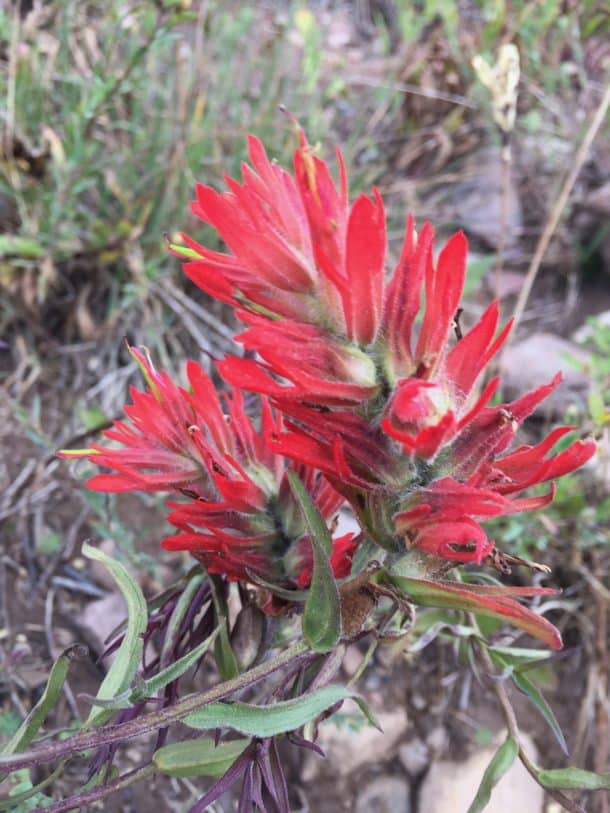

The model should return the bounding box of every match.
[183,129,594,570]
[61,348,355,588]
[64,126,595,646]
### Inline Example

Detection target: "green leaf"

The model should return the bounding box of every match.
[487,645,552,664]
[82,543,147,727]
[133,627,220,700]
[588,388,610,425]
[208,574,240,680]
[78,406,107,431]
[80,627,221,711]
[287,471,332,556]
[351,696,382,732]
[159,572,206,665]
[466,737,519,813]
[2,645,84,756]
[0,763,64,810]
[288,471,341,652]
[409,621,478,653]
[510,669,567,755]
[537,767,610,790]
[153,737,250,778]
[185,685,352,738]
[464,254,495,296]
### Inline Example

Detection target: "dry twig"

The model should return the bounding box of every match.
[506,77,610,344]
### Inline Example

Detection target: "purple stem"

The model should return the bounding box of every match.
[0,642,309,772]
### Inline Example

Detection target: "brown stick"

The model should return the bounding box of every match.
[476,639,586,813]
[495,139,512,316]
[505,77,610,343]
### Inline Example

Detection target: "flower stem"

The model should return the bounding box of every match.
[475,636,586,813]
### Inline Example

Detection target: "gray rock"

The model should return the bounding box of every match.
[418,734,544,813]
[572,310,610,343]
[303,707,408,779]
[398,738,429,776]
[80,593,128,656]
[355,776,411,813]
[501,332,590,417]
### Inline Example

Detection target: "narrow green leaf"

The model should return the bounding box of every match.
[0,768,54,811]
[487,645,552,663]
[184,685,351,738]
[287,471,331,556]
[82,543,147,727]
[133,627,220,700]
[159,572,206,666]
[0,762,64,809]
[2,645,85,756]
[466,737,519,813]
[352,696,382,731]
[153,737,250,778]
[79,627,222,711]
[288,471,341,652]
[537,767,610,790]
[208,574,239,679]
[409,621,478,653]
[510,670,568,755]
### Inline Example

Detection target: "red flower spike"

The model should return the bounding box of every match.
[55,126,597,652]
[61,349,352,594]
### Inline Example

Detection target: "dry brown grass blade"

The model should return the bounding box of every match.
[505,76,610,346]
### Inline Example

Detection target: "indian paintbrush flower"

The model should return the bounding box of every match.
[60,348,355,592]
[64,124,596,649]
[175,125,595,646]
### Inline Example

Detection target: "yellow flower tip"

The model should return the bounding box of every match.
[167,241,202,260]
[129,345,162,401]
[300,145,321,206]
[58,448,99,457]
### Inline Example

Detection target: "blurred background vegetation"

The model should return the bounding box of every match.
[0,0,609,808]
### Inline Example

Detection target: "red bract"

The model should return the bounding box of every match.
[183,131,385,347]
[60,349,354,591]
